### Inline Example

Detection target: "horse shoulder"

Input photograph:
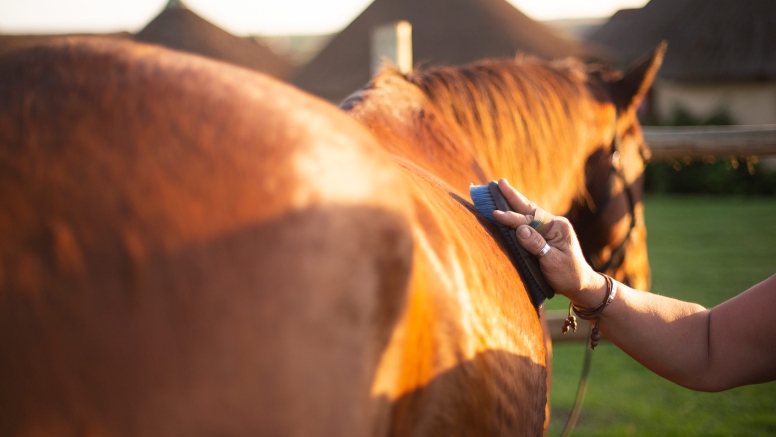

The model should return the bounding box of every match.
[370,165,548,436]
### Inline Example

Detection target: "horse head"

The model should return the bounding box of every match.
[569,43,666,291]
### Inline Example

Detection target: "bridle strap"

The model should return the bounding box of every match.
[585,113,637,275]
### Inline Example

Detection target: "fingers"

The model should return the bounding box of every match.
[543,216,572,245]
[497,179,536,216]
[492,210,530,229]
[488,186,599,300]
[514,225,549,256]
[495,179,561,240]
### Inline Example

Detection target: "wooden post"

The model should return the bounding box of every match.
[370,21,412,77]
[643,124,776,160]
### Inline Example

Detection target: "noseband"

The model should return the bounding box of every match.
[584,114,637,276]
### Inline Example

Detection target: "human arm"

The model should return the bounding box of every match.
[492,178,776,392]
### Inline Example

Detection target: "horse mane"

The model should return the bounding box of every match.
[403,56,606,211]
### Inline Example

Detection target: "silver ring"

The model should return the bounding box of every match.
[537,243,551,258]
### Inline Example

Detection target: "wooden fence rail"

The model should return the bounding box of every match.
[643,124,776,160]
[549,124,776,343]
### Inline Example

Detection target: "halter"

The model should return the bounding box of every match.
[584,113,637,277]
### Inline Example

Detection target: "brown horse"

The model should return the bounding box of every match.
[342,46,663,433]
[0,37,661,437]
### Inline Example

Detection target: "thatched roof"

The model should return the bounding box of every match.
[135,1,293,80]
[292,0,601,102]
[590,0,776,81]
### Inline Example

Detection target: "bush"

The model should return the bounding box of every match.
[645,159,776,195]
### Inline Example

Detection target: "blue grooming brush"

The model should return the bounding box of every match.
[470,181,555,308]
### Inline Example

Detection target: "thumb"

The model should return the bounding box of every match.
[515,225,548,256]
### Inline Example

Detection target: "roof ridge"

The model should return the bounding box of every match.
[292,0,598,101]
[135,3,293,79]
[165,0,188,10]
[589,0,776,81]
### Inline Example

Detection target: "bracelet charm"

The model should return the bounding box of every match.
[561,274,618,349]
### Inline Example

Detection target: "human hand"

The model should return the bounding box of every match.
[491,179,607,307]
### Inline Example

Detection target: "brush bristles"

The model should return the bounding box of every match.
[469,184,498,220]
[471,182,523,260]
[470,183,546,307]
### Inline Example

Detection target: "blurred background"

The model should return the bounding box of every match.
[2,0,775,435]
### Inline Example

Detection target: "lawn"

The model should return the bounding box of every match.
[545,195,776,436]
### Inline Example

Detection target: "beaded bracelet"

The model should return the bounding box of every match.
[561,274,618,349]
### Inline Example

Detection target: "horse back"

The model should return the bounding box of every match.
[0,38,412,436]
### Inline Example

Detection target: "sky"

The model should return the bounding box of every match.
[0,0,649,36]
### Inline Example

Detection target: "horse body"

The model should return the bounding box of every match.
[0,39,414,436]
[0,37,662,436]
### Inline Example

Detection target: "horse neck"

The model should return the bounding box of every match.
[440,100,599,215]
[347,67,606,211]
[344,74,490,194]
[482,125,592,214]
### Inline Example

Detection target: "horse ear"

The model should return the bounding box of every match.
[608,41,667,114]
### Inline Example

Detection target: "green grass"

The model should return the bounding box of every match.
[546,195,776,436]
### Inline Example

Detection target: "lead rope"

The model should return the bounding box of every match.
[560,324,593,437]
[560,112,621,437]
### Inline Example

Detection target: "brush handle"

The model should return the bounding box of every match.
[487,182,556,300]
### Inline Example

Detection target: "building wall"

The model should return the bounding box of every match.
[654,80,776,125]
